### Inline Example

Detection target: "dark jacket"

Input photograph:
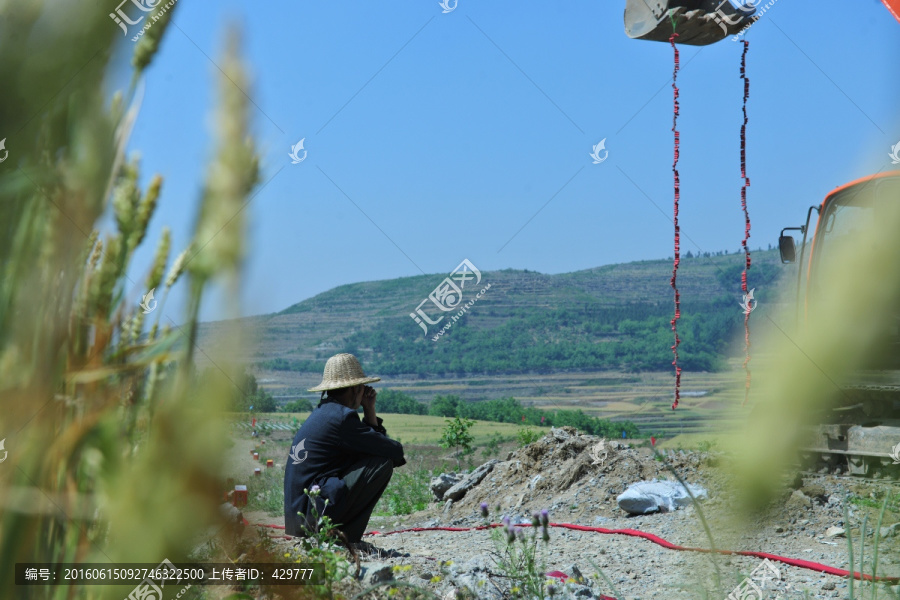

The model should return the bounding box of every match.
[283,399,405,536]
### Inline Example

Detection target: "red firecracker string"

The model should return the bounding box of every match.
[740,40,752,406]
[670,33,682,411]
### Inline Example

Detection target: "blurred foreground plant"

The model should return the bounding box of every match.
[0,4,260,598]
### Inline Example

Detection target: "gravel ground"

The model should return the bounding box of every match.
[251,428,900,599]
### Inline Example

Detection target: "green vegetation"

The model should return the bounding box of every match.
[200,368,277,412]
[280,398,313,412]
[426,393,641,438]
[276,413,526,445]
[373,467,433,516]
[440,416,475,470]
[516,427,542,447]
[481,432,506,459]
[376,388,429,414]
[285,487,354,597]
[483,506,552,599]
[0,11,261,597]
[246,252,789,380]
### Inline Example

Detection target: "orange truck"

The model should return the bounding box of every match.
[778,171,900,476]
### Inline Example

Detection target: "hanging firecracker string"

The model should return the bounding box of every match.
[670,32,682,411]
[739,40,752,405]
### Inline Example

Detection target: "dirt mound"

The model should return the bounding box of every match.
[433,427,711,522]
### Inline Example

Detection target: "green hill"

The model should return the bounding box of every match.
[200,249,791,381]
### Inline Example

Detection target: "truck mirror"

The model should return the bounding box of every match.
[779,234,796,263]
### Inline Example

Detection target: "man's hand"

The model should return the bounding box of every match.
[361,385,378,426]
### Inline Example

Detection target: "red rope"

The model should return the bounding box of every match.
[670,33,682,411]
[739,40,753,406]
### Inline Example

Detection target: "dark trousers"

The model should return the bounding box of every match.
[331,456,393,543]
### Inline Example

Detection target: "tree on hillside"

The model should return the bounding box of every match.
[440,416,474,471]
[377,389,427,414]
[226,368,276,412]
[281,398,312,413]
[429,395,460,417]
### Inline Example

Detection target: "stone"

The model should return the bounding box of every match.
[825,526,845,538]
[786,490,812,511]
[616,479,708,515]
[218,502,243,525]
[801,484,827,501]
[359,562,393,585]
[879,523,900,539]
[550,427,576,441]
[823,581,836,590]
[444,460,499,501]
[463,555,492,573]
[430,473,463,501]
[453,573,501,599]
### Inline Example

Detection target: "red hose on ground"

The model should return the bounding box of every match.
[669,32,682,411]
[246,519,898,584]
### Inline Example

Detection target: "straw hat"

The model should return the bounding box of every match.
[307,353,381,392]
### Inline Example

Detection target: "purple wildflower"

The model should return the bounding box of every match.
[480,502,489,518]
[540,509,549,527]
[531,511,541,527]
[310,484,320,495]
[506,524,517,544]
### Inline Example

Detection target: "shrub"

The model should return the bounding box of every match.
[516,427,542,447]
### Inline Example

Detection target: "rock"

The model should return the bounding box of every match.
[774,526,784,533]
[419,571,434,580]
[430,473,462,501]
[444,460,499,501]
[825,526,845,538]
[786,490,812,511]
[218,502,243,525]
[823,581,836,590]
[453,573,500,599]
[442,499,453,515]
[359,562,393,585]
[463,555,492,573]
[879,523,900,539]
[571,584,594,598]
[616,479,708,515]
[801,484,827,501]
[550,427,577,441]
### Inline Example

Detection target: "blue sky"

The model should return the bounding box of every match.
[114,0,900,322]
